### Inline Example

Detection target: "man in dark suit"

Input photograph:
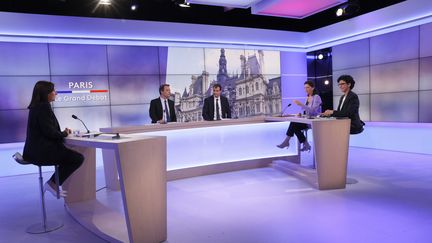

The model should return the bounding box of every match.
[149,84,177,124]
[202,84,231,121]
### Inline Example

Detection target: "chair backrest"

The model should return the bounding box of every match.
[12,152,31,165]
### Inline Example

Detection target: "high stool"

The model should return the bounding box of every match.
[302,128,316,169]
[12,152,64,234]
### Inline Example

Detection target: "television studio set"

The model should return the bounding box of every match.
[0,0,431,242]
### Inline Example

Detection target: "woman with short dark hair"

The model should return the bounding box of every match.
[323,75,364,134]
[23,81,84,197]
[277,81,322,152]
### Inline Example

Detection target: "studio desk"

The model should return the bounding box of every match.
[62,116,350,243]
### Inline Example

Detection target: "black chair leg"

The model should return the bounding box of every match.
[54,165,60,199]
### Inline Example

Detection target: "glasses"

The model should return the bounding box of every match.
[338,82,347,87]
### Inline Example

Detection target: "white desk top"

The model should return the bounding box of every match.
[65,134,162,148]
[265,115,340,124]
[100,115,345,134]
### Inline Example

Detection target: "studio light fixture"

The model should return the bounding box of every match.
[130,0,139,11]
[173,0,191,8]
[179,2,190,8]
[336,7,344,17]
[98,0,112,5]
[336,0,360,17]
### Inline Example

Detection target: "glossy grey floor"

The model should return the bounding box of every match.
[1,147,432,243]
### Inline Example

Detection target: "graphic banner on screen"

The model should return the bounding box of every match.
[52,76,110,107]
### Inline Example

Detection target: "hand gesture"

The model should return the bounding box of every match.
[293,100,302,106]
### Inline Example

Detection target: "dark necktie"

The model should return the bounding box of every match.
[216,98,221,120]
[164,100,170,122]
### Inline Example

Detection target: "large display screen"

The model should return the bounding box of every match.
[332,22,432,123]
[0,43,282,143]
[166,47,281,122]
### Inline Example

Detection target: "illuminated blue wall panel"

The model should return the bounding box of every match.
[370,59,419,93]
[0,42,49,75]
[370,27,419,65]
[111,104,151,127]
[420,22,432,58]
[333,22,432,123]
[420,57,432,90]
[158,47,169,75]
[280,51,307,115]
[107,46,161,75]
[49,44,108,75]
[280,51,307,76]
[419,91,432,122]
[358,94,371,122]
[371,92,418,122]
[332,39,369,71]
[109,75,161,105]
[0,76,50,110]
[0,110,28,143]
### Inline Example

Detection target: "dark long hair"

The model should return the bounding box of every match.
[28,81,54,109]
[304,80,318,95]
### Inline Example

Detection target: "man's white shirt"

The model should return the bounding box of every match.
[213,96,223,120]
[160,97,170,122]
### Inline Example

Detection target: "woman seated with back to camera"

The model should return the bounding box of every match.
[23,80,84,198]
[277,80,322,152]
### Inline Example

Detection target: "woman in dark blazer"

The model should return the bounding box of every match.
[23,81,84,197]
[323,75,364,134]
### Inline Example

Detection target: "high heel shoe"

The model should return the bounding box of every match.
[277,137,291,149]
[44,182,67,198]
[300,142,311,152]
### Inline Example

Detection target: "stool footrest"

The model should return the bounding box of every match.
[26,221,63,234]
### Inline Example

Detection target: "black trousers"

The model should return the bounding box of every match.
[35,147,84,186]
[286,122,309,143]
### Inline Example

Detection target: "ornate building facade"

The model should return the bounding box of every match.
[175,49,281,122]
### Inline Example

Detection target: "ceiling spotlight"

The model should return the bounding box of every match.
[98,0,111,5]
[173,0,190,8]
[324,80,330,85]
[336,8,344,17]
[130,0,139,11]
[317,53,324,60]
[336,0,360,17]
[179,2,190,8]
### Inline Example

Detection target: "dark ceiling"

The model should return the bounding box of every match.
[0,0,405,32]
